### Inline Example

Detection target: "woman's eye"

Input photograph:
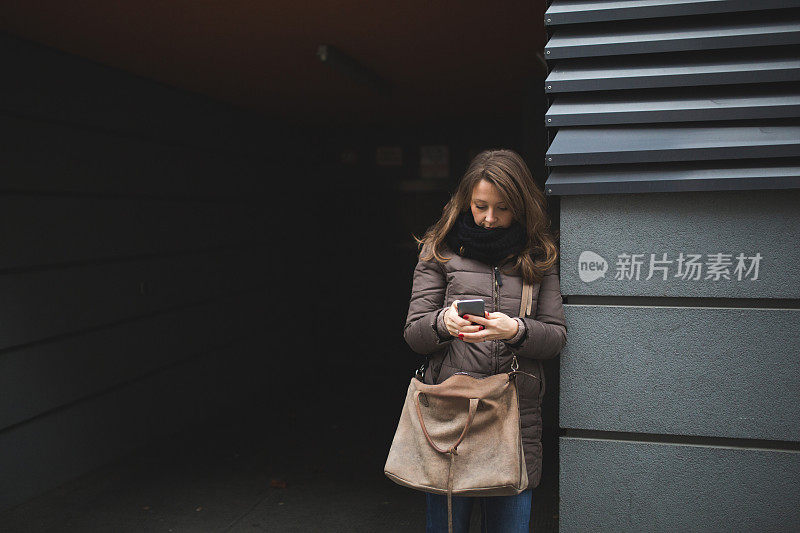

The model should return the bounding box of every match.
[475,205,487,210]
[498,207,508,211]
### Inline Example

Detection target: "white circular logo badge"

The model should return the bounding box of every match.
[578,251,608,282]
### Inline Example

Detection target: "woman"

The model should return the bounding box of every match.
[403,149,567,532]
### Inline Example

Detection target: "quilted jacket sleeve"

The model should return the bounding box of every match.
[403,246,453,355]
[512,264,567,360]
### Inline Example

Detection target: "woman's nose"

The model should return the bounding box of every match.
[485,210,496,223]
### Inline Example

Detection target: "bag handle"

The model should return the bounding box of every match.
[414,390,479,533]
[413,390,479,455]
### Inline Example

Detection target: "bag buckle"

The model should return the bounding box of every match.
[511,355,519,372]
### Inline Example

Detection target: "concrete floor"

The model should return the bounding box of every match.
[0,392,558,532]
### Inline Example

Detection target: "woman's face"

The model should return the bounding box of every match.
[470,179,513,229]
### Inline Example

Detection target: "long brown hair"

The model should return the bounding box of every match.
[415,149,558,284]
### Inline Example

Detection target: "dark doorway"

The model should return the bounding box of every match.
[0,2,557,531]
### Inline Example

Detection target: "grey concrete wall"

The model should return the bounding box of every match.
[560,437,800,533]
[560,189,800,298]
[558,191,800,531]
[560,305,800,441]
[546,3,800,530]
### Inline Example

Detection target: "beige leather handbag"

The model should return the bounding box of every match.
[384,283,537,532]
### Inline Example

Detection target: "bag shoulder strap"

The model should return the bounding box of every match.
[517,279,546,403]
[519,280,534,317]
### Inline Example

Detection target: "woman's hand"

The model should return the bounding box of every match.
[443,300,483,338]
[457,311,519,343]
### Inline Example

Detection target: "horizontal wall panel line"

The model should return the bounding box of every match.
[0,243,266,276]
[0,107,255,159]
[545,17,800,59]
[0,334,252,437]
[564,297,800,308]
[546,91,800,126]
[0,336,261,512]
[546,1,800,25]
[0,285,265,357]
[0,188,267,204]
[562,429,800,452]
[0,250,265,348]
[0,290,263,429]
[546,124,800,165]
[546,50,800,92]
[0,113,268,199]
[546,162,800,195]
[0,196,268,269]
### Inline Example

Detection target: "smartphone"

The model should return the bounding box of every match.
[456,299,485,321]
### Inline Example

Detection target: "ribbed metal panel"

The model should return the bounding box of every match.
[544,2,800,194]
[546,0,800,25]
[546,161,800,195]
[547,87,800,126]
[546,50,800,92]
[545,15,800,59]
[548,124,800,166]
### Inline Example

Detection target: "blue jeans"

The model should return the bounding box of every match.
[425,489,532,533]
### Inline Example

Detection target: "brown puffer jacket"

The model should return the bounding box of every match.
[403,243,567,488]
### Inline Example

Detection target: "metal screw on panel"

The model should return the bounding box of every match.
[547,85,552,89]
[547,18,551,22]
[545,50,550,54]
[547,157,553,162]
[548,188,553,193]
[547,118,552,122]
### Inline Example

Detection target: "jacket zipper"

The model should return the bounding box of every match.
[493,266,500,374]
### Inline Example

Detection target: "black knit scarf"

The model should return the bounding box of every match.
[445,211,527,266]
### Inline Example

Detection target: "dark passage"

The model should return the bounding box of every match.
[0,391,558,532]
[0,118,560,532]
[0,3,558,530]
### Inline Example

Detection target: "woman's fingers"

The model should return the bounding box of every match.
[450,314,475,329]
[463,314,490,326]
[445,314,481,336]
[458,329,492,342]
[447,303,501,336]
[446,317,470,329]
[449,322,480,337]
